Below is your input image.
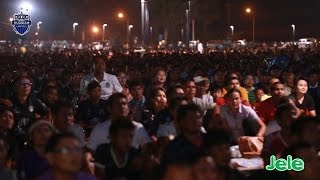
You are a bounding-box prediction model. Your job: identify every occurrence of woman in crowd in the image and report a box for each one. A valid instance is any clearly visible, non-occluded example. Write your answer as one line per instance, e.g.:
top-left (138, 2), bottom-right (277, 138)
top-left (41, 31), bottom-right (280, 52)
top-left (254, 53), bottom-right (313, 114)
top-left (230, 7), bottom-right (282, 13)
top-left (290, 78), bottom-right (316, 117)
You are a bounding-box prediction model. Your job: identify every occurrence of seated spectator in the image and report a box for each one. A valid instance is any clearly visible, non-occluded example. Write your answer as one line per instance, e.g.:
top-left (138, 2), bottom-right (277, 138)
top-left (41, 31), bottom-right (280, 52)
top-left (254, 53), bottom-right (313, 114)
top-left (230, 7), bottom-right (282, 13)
top-left (117, 71), bottom-right (133, 102)
top-left (39, 86), bottom-right (59, 109)
top-left (0, 137), bottom-right (16, 180)
top-left (87, 93), bottom-right (151, 152)
top-left (194, 76), bottom-right (214, 105)
top-left (182, 78), bottom-right (215, 111)
top-left (17, 120), bottom-right (55, 180)
top-left (219, 88), bottom-right (266, 139)
top-left (156, 96), bottom-right (189, 156)
top-left (210, 86), bottom-right (225, 105)
top-left (291, 117), bottom-right (320, 150)
top-left (128, 80), bottom-right (147, 123)
top-left (244, 74), bottom-right (256, 105)
top-left (77, 81), bottom-right (107, 135)
top-left (0, 107), bottom-right (16, 160)
top-left (204, 129), bottom-right (246, 180)
top-left (8, 76), bottom-right (49, 149)
top-left (290, 78), bottom-right (316, 117)
top-left (262, 103), bottom-right (297, 164)
top-left (253, 87), bottom-right (270, 110)
top-left (162, 104), bottom-right (204, 164)
top-left (51, 100), bottom-right (85, 147)
top-left (94, 118), bottom-right (143, 180)
top-left (38, 133), bottom-right (96, 180)
top-left (281, 142), bottom-right (320, 180)
top-left (226, 77), bottom-right (250, 105)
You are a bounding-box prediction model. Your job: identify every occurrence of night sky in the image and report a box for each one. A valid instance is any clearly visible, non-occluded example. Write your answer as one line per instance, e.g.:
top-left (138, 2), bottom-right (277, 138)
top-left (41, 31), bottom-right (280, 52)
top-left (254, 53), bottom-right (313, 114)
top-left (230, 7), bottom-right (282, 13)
top-left (1, 0), bottom-right (319, 41)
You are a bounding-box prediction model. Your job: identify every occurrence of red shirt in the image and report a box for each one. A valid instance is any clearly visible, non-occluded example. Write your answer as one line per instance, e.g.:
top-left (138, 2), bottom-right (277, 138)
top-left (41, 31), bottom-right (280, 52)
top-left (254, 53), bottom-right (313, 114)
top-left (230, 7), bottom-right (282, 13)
top-left (256, 98), bottom-right (276, 123)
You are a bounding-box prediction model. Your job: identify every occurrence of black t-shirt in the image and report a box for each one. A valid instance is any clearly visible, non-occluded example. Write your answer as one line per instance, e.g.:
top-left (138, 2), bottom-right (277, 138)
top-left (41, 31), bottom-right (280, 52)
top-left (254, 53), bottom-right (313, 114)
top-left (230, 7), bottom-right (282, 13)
top-left (94, 143), bottom-right (142, 180)
top-left (290, 94), bottom-right (315, 115)
top-left (77, 99), bottom-right (107, 126)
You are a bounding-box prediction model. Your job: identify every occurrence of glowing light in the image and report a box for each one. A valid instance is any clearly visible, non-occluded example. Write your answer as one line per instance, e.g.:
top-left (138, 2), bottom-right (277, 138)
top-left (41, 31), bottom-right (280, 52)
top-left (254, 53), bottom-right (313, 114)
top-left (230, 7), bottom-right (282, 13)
top-left (246, 8), bottom-right (251, 13)
top-left (92, 26), bottom-right (99, 33)
top-left (118, 12), bottom-right (124, 18)
top-left (20, 1), bottom-right (33, 11)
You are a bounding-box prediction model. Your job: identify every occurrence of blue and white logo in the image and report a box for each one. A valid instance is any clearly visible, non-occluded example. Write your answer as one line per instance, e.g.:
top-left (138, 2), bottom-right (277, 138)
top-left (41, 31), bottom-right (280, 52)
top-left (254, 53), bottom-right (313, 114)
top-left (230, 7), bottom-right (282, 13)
top-left (12, 12), bottom-right (32, 36)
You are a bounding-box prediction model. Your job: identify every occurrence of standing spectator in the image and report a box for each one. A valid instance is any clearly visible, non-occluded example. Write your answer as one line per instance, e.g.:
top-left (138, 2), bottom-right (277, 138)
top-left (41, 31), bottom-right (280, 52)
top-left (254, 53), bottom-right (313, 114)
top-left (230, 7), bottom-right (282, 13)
top-left (79, 56), bottom-right (122, 100)
top-left (38, 133), bottom-right (96, 180)
top-left (194, 76), bottom-right (214, 105)
top-left (290, 78), bottom-right (316, 117)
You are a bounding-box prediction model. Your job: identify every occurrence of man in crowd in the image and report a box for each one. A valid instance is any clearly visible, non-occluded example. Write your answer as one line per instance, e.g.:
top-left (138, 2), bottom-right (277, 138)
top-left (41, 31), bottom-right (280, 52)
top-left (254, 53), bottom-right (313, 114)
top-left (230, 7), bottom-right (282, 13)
top-left (80, 56), bottom-right (122, 100)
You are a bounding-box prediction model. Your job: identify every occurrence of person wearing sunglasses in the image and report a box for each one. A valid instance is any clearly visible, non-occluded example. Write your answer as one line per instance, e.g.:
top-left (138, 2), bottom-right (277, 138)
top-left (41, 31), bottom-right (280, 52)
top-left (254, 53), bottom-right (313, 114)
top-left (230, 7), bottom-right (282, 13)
top-left (38, 132), bottom-right (96, 180)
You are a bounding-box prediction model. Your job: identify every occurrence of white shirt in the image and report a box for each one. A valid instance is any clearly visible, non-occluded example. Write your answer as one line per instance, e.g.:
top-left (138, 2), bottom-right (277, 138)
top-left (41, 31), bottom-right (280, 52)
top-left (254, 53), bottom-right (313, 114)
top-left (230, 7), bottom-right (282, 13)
top-left (220, 104), bottom-right (260, 139)
top-left (79, 72), bottom-right (123, 100)
top-left (87, 120), bottom-right (151, 151)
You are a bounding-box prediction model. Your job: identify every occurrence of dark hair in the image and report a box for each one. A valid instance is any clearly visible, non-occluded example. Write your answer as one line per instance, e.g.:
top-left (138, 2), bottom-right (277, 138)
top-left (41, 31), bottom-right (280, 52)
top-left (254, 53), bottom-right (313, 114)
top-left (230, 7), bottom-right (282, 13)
top-left (294, 77), bottom-right (309, 88)
top-left (42, 85), bottom-right (58, 96)
top-left (181, 77), bottom-right (195, 87)
top-left (291, 117), bottom-right (318, 137)
top-left (129, 80), bottom-right (144, 91)
top-left (166, 84), bottom-right (184, 99)
top-left (87, 81), bottom-right (101, 92)
top-left (270, 82), bottom-right (284, 91)
top-left (225, 88), bottom-right (242, 99)
top-left (209, 85), bottom-right (224, 93)
top-left (109, 117), bottom-right (135, 137)
top-left (282, 142), bottom-right (314, 159)
top-left (92, 55), bottom-right (105, 65)
top-left (151, 87), bottom-right (166, 100)
top-left (204, 128), bottom-right (233, 149)
top-left (106, 93), bottom-right (127, 108)
top-left (228, 77), bottom-right (240, 85)
top-left (51, 100), bottom-right (75, 115)
top-left (275, 103), bottom-right (293, 120)
top-left (176, 104), bottom-right (202, 122)
top-left (254, 86), bottom-right (268, 94)
top-left (168, 95), bottom-right (188, 110)
top-left (154, 67), bottom-right (166, 77)
top-left (0, 106), bottom-right (13, 115)
top-left (45, 132), bottom-right (80, 153)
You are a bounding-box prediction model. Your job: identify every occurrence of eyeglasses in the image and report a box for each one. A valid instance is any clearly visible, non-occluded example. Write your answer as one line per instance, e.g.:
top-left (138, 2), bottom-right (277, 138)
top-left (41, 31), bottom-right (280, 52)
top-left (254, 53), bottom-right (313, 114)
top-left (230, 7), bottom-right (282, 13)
top-left (54, 146), bottom-right (83, 155)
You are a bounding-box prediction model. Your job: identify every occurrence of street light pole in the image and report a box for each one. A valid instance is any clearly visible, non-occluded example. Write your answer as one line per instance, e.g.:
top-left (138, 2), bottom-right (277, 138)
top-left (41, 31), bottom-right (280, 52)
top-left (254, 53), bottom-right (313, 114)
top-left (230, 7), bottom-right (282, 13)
top-left (230, 25), bottom-right (234, 40)
top-left (102, 24), bottom-right (107, 42)
top-left (128, 25), bottom-right (133, 48)
top-left (73, 22), bottom-right (78, 41)
top-left (291, 24), bottom-right (295, 43)
top-left (245, 8), bottom-right (255, 43)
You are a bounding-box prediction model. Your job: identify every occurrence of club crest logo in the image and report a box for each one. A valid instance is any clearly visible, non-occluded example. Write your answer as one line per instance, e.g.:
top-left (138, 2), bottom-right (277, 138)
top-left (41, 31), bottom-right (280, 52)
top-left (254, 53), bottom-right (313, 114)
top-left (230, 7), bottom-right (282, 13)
top-left (12, 12), bottom-right (32, 36)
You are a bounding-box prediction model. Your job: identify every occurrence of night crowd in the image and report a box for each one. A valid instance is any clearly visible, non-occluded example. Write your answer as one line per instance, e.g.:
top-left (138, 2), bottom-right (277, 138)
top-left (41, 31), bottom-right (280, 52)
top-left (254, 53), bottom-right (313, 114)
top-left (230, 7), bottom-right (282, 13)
top-left (0, 45), bottom-right (319, 180)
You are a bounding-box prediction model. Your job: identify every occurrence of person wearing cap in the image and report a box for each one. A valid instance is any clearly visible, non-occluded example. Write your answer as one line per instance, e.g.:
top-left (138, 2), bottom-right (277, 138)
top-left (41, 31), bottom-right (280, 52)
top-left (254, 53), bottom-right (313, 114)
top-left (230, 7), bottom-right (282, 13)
top-left (16, 120), bottom-right (55, 180)
top-left (194, 76), bottom-right (214, 105)
top-left (79, 56), bottom-right (122, 100)
top-left (7, 76), bottom-right (49, 148)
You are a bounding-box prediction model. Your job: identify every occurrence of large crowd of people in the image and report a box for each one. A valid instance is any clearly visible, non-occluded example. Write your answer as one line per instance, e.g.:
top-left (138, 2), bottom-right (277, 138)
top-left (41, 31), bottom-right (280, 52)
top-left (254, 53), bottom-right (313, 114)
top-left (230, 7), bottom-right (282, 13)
top-left (0, 45), bottom-right (319, 180)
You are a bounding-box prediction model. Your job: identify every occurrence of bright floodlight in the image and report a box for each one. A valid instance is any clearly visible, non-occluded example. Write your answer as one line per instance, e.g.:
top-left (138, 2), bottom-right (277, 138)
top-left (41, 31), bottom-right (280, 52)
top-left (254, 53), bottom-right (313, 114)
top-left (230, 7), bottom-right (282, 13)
top-left (103, 24), bottom-right (108, 28)
top-left (92, 26), bottom-right (99, 33)
top-left (118, 12), bottom-right (124, 18)
top-left (291, 24), bottom-right (295, 28)
top-left (9, 18), bottom-right (13, 22)
top-left (20, 1), bottom-right (33, 11)
top-left (246, 8), bottom-right (251, 13)
top-left (230, 25), bottom-right (234, 30)
top-left (129, 25), bottom-right (133, 28)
